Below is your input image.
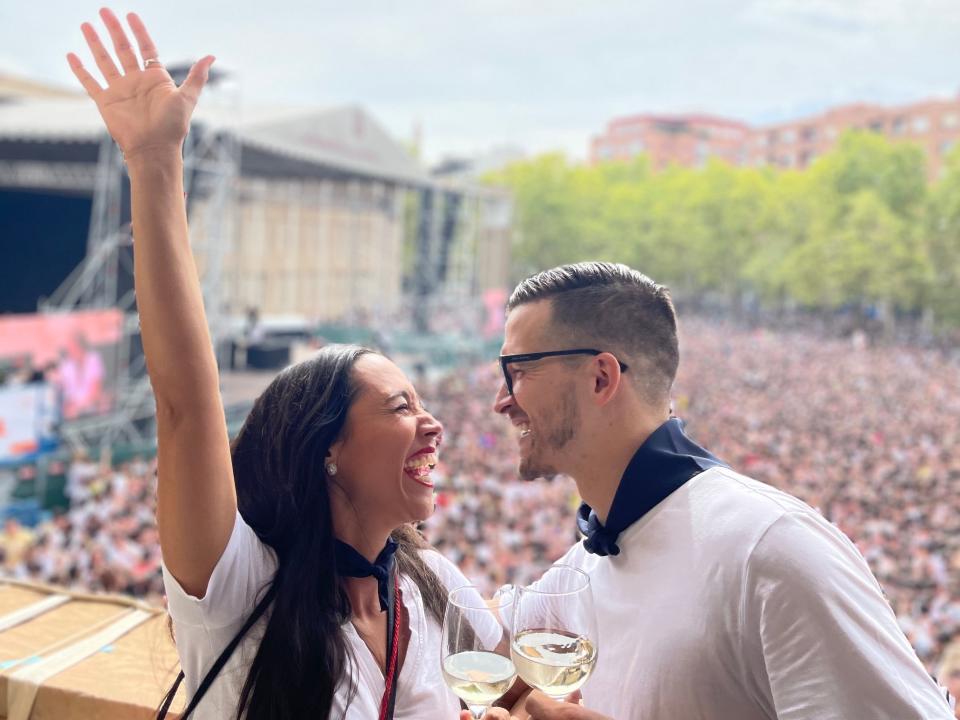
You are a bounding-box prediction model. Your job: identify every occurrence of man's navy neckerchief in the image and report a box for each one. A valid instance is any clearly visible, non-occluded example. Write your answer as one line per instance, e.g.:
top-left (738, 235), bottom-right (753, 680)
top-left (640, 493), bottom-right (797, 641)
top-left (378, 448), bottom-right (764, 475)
top-left (334, 537), bottom-right (399, 612)
top-left (576, 417), bottom-right (727, 557)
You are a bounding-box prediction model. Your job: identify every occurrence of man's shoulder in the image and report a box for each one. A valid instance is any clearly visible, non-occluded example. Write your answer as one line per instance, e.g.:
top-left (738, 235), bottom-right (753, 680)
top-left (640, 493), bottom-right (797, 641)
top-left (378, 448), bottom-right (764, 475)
top-left (693, 469), bottom-right (863, 578)
top-left (690, 466), bottom-right (819, 524)
top-left (616, 466), bottom-right (829, 562)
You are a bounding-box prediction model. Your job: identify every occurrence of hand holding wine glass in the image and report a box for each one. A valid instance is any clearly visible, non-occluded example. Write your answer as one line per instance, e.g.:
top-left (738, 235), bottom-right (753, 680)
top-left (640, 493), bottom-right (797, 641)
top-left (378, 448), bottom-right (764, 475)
top-left (443, 586), bottom-right (518, 719)
top-left (524, 689), bottom-right (613, 719)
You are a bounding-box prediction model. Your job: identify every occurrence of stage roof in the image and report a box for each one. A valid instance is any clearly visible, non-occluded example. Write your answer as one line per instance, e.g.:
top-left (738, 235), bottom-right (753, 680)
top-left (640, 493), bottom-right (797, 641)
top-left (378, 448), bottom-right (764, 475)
top-left (0, 72), bottom-right (82, 102)
top-left (0, 97), bottom-right (429, 185)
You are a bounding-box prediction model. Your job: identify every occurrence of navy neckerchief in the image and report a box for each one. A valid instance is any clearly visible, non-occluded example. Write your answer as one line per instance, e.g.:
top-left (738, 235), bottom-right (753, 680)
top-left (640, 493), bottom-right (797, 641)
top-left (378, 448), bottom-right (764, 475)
top-left (334, 537), bottom-right (399, 612)
top-left (576, 417), bottom-right (727, 557)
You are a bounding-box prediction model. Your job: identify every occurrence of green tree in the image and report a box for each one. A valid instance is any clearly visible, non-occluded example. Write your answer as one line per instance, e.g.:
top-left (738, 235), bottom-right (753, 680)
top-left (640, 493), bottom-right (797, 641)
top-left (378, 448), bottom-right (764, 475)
top-left (486, 131), bottom-right (956, 328)
top-left (924, 146), bottom-right (960, 326)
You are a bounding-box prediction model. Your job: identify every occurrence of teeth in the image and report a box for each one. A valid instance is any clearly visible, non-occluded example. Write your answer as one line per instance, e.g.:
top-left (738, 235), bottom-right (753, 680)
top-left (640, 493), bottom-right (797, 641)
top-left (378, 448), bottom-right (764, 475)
top-left (407, 465), bottom-right (432, 479)
top-left (517, 424), bottom-right (531, 438)
top-left (404, 452), bottom-right (437, 471)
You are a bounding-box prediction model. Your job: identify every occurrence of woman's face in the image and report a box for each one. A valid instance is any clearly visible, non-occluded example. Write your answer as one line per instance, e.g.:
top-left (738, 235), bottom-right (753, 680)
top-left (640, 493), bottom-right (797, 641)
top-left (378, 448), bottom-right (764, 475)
top-left (330, 354), bottom-right (443, 530)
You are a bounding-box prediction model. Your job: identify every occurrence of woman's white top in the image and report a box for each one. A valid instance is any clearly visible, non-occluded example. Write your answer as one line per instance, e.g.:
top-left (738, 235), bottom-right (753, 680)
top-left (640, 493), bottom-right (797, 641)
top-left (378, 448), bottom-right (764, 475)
top-left (161, 510), bottom-right (500, 719)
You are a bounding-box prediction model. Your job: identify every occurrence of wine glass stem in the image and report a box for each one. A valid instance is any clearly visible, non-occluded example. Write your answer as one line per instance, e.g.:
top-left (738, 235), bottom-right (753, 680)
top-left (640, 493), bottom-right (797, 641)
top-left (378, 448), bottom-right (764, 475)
top-left (467, 704), bottom-right (488, 719)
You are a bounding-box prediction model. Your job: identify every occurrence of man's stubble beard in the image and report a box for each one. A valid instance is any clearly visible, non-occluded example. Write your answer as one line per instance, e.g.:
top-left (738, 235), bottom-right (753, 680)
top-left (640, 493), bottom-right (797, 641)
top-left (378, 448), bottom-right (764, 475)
top-left (518, 389), bottom-right (579, 482)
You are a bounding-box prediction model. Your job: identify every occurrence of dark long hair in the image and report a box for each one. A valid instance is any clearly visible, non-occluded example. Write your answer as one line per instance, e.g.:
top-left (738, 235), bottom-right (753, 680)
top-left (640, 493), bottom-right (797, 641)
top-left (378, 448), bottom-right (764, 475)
top-left (224, 345), bottom-right (446, 719)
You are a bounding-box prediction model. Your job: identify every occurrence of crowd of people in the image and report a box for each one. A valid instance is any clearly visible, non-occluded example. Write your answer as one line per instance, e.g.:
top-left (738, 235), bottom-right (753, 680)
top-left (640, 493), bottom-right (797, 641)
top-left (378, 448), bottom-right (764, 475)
top-left (1, 317), bottom-right (958, 678)
top-left (672, 318), bottom-right (960, 675)
top-left (1, 451), bottom-right (163, 599)
top-left (424, 316), bottom-right (960, 678)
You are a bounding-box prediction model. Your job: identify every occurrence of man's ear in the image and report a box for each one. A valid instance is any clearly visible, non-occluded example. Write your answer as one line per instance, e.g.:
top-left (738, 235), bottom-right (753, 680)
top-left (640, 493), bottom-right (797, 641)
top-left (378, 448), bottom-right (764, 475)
top-left (591, 352), bottom-right (623, 406)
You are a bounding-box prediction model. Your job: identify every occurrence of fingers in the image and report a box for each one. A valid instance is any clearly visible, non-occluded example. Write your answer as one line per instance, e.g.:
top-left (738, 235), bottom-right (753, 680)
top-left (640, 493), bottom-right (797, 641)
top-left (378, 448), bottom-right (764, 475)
top-left (179, 55), bottom-right (216, 105)
top-left (66, 53), bottom-right (104, 98)
top-left (99, 8), bottom-right (141, 72)
top-left (81, 22), bottom-right (121, 82)
top-left (526, 692), bottom-right (608, 720)
top-left (525, 691), bottom-right (561, 718)
top-left (127, 12), bottom-right (159, 63)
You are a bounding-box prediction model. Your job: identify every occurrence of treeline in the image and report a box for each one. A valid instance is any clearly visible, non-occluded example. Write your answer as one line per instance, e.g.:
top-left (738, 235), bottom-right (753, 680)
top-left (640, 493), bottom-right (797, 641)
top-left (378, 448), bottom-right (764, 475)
top-left (488, 132), bottom-right (960, 330)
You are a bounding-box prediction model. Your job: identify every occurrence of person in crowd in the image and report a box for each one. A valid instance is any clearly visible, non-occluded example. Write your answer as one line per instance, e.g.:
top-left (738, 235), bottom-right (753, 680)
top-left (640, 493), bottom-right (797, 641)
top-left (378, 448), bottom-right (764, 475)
top-left (938, 642), bottom-right (960, 719)
top-left (1, 517), bottom-right (36, 572)
top-left (58, 333), bottom-right (105, 419)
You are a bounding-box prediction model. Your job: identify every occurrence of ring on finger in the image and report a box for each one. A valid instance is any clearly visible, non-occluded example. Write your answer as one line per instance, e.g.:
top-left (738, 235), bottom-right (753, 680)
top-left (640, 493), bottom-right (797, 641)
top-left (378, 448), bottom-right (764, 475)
top-left (144, 58), bottom-right (163, 68)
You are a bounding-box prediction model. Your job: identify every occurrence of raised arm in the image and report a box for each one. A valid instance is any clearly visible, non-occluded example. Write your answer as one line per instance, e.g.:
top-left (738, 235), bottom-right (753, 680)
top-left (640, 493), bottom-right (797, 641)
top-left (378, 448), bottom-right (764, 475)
top-left (68, 9), bottom-right (236, 598)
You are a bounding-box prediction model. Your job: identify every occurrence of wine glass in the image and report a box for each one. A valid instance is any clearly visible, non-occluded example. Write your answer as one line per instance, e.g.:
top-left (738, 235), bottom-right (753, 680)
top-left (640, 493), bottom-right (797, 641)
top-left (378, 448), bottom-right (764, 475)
top-left (441, 585), bottom-right (517, 718)
top-left (510, 564), bottom-right (598, 701)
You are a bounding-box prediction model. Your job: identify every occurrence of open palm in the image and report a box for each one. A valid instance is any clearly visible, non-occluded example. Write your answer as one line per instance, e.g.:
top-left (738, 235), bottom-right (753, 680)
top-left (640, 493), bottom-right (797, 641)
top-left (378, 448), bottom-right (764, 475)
top-left (67, 8), bottom-right (214, 159)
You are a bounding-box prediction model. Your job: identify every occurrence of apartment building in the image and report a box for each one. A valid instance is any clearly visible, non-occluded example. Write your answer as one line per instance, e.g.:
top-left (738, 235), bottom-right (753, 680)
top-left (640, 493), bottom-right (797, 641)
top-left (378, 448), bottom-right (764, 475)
top-left (591, 114), bottom-right (751, 171)
top-left (591, 95), bottom-right (960, 180)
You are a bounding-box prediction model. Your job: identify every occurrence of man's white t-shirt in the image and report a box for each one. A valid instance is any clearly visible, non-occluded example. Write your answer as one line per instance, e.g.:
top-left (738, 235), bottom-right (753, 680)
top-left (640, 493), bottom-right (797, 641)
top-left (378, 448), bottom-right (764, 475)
top-left (161, 511), bottom-right (500, 719)
top-left (504, 466), bottom-right (952, 720)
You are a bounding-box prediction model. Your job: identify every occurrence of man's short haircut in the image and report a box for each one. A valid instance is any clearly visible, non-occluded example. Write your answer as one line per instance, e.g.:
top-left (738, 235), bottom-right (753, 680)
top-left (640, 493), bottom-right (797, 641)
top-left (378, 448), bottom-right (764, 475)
top-left (507, 261), bottom-right (679, 403)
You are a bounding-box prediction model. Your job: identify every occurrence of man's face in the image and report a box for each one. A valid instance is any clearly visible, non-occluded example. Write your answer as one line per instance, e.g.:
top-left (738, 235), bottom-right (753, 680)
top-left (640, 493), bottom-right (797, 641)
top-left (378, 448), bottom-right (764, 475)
top-left (493, 300), bottom-right (583, 481)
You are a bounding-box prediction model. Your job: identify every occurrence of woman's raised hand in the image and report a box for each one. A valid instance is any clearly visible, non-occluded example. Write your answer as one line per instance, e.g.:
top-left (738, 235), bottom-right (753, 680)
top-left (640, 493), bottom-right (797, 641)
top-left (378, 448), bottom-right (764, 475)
top-left (66, 8), bottom-right (214, 161)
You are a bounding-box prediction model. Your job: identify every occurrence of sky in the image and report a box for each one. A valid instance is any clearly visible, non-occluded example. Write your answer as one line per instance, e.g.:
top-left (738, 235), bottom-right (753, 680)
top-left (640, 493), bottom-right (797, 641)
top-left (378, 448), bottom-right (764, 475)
top-left (3, 0), bottom-right (960, 163)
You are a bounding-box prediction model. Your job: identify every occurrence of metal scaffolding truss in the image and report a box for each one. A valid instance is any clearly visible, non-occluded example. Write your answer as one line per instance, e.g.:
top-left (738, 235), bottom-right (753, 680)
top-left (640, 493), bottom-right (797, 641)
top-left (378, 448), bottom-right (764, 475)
top-left (41, 71), bottom-right (240, 452)
top-left (408, 175), bottom-right (512, 333)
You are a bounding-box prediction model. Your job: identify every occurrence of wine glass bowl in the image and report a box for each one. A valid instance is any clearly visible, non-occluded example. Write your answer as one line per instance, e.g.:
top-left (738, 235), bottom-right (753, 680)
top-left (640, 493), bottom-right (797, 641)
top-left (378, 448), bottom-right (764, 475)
top-left (441, 585), bottom-right (517, 718)
top-left (510, 564), bottom-right (598, 700)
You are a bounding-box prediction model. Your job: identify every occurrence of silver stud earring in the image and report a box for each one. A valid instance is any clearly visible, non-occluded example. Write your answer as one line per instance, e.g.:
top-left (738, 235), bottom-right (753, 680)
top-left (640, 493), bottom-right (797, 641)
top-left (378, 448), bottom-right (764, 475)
top-left (326, 463), bottom-right (338, 476)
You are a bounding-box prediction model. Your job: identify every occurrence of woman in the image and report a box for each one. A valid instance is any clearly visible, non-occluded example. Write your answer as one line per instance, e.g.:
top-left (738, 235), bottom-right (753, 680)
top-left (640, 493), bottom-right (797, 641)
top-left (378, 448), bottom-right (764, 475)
top-left (67, 10), bottom-right (501, 718)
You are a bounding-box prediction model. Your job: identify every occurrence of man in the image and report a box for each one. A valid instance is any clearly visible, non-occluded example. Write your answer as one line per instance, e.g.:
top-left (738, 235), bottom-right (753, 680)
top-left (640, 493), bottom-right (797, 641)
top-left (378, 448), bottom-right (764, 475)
top-left (488, 262), bottom-right (951, 719)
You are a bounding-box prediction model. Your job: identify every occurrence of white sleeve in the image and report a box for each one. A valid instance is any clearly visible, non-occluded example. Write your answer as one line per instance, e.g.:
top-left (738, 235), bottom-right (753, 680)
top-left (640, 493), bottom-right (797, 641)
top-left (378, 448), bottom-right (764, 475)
top-left (161, 509), bottom-right (278, 629)
top-left (420, 548), bottom-right (504, 650)
top-left (495, 543), bottom-right (585, 635)
top-left (743, 512), bottom-right (953, 720)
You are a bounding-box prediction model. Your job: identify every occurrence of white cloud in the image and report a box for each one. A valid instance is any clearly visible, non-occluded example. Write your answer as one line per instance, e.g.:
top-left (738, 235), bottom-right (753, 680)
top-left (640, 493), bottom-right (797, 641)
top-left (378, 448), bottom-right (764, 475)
top-left (4, 1), bottom-right (960, 161)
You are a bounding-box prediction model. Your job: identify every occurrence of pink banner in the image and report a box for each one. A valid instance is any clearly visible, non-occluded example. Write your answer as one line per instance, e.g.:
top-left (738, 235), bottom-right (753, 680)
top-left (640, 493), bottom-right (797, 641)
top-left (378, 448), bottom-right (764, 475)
top-left (0, 310), bottom-right (122, 365)
top-left (0, 310), bottom-right (122, 420)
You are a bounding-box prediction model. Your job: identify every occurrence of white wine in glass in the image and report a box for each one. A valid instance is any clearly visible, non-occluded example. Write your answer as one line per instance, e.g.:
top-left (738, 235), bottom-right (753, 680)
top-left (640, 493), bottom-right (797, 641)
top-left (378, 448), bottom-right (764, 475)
top-left (511, 628), bottom-right (597, 698)
top-left (442, 585), bottom-right (517, 718)
top-left (510, 565), bottom-right (598, 700)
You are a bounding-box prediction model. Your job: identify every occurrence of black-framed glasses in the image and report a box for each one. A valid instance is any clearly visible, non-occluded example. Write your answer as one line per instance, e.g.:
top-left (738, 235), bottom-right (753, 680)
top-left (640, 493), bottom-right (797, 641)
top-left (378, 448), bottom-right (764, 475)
top-left (498, 349), bottom-right (629, 395)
